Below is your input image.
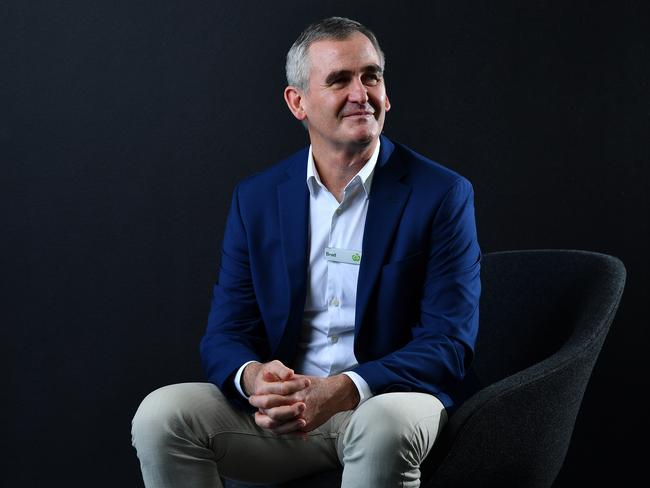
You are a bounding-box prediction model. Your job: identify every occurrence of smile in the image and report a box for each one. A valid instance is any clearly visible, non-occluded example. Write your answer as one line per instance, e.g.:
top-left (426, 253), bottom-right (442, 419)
top-left (342, 112), bottom-right (374, 118)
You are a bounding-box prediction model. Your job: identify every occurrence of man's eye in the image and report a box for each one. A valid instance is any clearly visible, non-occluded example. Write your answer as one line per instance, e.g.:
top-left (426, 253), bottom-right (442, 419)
top-left (363, 74), bottom-right (380, 85)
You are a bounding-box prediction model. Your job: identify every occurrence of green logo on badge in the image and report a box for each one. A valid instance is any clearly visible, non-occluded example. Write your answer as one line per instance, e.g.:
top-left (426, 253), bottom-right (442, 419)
top-left (352, 253), bottom-right (361, 262)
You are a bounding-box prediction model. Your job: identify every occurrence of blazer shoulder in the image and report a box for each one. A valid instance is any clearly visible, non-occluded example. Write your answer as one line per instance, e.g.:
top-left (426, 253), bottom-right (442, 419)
top-left (392, 140), bottom-right (473, 193)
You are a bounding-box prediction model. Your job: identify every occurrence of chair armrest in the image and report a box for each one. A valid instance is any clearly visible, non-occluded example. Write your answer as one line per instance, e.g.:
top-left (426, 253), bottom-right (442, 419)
top-left (423, 332), bottom-right (609, 488)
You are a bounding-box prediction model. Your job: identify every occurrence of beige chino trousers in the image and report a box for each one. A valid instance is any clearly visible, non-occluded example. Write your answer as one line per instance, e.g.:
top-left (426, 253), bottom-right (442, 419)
top-left (132, 382), bottom-right (446, 488)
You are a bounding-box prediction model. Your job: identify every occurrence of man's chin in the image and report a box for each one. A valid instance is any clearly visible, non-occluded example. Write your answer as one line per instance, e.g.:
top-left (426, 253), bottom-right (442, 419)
top-left (348, 130), bottom-right (378, 147)
top-left (345, 121), bottom-right (378, 139)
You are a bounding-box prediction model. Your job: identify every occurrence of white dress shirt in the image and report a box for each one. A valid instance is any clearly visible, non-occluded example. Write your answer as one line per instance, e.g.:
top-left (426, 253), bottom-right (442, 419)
top-left (234, 141), bottom-right (381, 406)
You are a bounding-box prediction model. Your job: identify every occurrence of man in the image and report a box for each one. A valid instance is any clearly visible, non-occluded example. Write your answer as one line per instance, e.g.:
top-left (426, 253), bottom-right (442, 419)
top-left (132, 16), bottom-right (480, 488)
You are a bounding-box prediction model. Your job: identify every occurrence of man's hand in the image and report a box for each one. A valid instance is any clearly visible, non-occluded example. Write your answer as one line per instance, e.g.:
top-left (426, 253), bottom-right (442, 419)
top-left (242, 360), bottom-right (311, 434)
top-left (248, 369), bottom-right (360, 434)
top-left (291, 375), bottom-right (360, 432)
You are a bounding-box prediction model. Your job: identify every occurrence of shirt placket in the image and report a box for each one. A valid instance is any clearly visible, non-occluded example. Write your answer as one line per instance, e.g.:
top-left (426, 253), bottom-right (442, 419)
top-left (326, 193), bottom-right (348, 369)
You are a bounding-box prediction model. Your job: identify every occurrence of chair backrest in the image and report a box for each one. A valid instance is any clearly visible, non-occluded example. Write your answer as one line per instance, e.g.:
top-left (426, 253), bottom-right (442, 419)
top-left (474, 249), bottom-right (624, 387)
top-left (425, 249), bottom-right (626, 487)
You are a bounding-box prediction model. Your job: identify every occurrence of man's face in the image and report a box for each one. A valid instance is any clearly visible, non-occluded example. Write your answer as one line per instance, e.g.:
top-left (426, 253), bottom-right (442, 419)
top-left (296, 32), bottom-right (390, 151)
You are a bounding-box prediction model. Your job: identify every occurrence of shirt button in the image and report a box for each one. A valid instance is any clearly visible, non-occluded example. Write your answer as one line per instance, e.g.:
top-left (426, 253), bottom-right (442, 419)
top-left (335, 208), bottom-right (342, 215)
top-left (330, 297), bottom-right (340, 307)
top-left (330, 335), bottom-right (339, 344)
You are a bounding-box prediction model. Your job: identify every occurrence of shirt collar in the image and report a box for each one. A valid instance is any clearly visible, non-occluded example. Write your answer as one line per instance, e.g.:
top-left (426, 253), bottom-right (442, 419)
top-left (306, 139), bottom-right (381, 198)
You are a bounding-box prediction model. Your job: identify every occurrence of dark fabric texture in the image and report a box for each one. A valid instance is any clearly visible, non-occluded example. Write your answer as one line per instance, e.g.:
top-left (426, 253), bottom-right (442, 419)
top-left (224, 249), bottom-right (626, 488)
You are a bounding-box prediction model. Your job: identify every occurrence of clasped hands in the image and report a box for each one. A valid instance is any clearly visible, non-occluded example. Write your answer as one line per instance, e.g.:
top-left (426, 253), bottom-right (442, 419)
top-left (242, 360), bottom-right (359, 435)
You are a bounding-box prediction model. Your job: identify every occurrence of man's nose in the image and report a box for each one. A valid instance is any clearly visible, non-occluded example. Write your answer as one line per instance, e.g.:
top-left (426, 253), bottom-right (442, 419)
top-left (347, 77), bottom-right (369, 104)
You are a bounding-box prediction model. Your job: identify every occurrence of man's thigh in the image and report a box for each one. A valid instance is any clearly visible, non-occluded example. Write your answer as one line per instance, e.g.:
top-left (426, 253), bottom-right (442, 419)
top-left (140, 382), bottom-right (348, 484)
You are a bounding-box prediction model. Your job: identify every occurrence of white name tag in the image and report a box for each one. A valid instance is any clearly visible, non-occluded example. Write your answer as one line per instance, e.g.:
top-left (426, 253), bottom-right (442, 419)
top-left (324, 247), bottom-right (362, 265)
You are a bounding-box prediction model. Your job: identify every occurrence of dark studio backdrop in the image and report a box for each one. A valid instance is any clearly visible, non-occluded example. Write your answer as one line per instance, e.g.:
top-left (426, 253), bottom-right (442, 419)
top-left (2, 1), bottom-right (648, 486)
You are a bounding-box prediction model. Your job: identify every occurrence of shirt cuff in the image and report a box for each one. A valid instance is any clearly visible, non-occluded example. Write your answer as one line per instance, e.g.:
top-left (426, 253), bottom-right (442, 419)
top-left (342, 371), bottom-right (374, 406)
top-left (234, 360), bottom-right (260, 399)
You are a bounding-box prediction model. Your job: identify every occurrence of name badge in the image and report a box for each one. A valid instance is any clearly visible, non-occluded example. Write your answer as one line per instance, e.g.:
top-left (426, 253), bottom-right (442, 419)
top-left (324, 247), bottom-right (362, 265)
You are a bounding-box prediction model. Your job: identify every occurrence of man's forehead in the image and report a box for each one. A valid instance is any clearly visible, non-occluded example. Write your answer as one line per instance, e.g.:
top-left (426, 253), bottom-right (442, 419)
top-left (308, 32), bottom-right (381, 66)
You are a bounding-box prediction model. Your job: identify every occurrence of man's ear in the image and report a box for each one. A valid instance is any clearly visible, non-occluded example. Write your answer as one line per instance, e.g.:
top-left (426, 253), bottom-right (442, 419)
top-left (284, 86), bottom-right (307, 121)
top-left (384, 93), bottom-right (391, 112)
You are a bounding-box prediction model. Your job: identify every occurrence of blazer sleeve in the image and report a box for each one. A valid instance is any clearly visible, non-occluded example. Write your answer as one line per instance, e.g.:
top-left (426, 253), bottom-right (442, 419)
top-left (352, 178), bottom-right (481, 406)
top-left (200, 183), bottom-right (269, 400)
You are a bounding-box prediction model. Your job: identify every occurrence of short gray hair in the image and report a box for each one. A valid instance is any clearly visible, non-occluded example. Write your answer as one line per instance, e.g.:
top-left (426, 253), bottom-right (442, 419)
top-left (286, 17), bottom-right (385, 91)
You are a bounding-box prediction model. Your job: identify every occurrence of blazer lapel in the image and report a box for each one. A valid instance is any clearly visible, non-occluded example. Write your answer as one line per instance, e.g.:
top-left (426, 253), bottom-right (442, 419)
top-left (275, 153), bottom-right (310, 361)
top-left (355, 137), bottom-right (411, 336)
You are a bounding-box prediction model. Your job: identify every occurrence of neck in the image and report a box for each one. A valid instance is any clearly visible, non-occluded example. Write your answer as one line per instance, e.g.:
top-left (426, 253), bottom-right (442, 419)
top-left (311, 138), bottom-right (378, 202)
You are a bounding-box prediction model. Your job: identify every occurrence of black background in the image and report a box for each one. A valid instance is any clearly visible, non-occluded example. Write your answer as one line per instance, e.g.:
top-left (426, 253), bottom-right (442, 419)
top-left (2, 1), bottom-right (647, 486)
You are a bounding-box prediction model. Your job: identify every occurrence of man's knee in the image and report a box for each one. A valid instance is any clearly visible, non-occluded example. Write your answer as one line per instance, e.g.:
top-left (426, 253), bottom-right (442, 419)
top-left (131, 382), bottom-right (222, 450)
top-left (342, 393), bottom-right (445, 461)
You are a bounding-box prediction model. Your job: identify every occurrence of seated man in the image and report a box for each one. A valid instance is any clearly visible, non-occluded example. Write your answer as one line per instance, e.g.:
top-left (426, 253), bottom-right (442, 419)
top-left (132, 16), bottom-right (481, 488)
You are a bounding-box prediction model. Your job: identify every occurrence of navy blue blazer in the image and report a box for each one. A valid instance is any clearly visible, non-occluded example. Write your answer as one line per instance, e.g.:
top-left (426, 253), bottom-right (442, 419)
top-left (200, 135), bottom-right (481, 409)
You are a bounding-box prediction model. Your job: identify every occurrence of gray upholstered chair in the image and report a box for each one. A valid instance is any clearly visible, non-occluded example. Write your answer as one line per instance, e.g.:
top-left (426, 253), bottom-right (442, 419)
top-left (225, 249), bottom-right (626, 488)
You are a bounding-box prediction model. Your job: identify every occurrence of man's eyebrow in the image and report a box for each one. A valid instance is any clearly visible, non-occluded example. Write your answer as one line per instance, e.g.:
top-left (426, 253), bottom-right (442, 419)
top-left (324, 65), bottom-right (384, 84)
top-left (364, 64), bottom-right (384, 75)
top-left (324, 70), bottom-right (352, 84)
